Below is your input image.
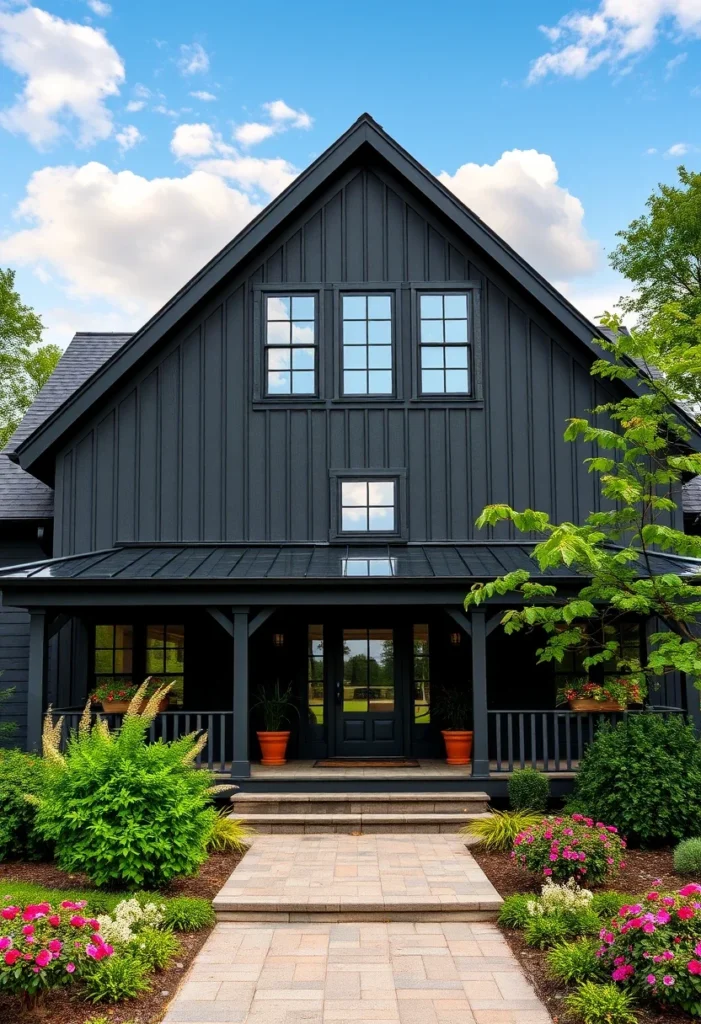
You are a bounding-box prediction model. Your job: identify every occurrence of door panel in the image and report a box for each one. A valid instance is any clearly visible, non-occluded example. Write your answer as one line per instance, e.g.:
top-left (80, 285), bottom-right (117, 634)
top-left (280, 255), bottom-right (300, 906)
top-left (334, 627), bottom-right (403, 756)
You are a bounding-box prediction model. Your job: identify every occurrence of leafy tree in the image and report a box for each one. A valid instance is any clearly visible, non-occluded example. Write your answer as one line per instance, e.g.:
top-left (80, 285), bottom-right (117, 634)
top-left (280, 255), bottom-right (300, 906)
top-left (0, 267), bottom-right (61, 449)
top-left (610, 166), bottom-right (701, 328)
top-left (464, 315), bottom-right (701, 694)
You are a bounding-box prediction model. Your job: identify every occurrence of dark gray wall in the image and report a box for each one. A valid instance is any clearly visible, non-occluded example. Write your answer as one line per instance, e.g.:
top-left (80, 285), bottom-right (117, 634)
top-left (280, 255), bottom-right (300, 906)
top-left (51, 158), bottom-right (683, 554)
top-left (0, 538), bottom-right (46, 746)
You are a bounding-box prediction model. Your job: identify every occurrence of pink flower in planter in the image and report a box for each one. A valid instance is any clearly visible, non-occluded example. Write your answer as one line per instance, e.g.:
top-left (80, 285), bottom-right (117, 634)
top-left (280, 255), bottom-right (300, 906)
top-left (4, 950), bottom-right (21, 966)
top-left (679, 884), bottom-right (701, 897)
top-left (34, 949), bottom-right (52, 968)
top-left (65, 962), bottom-right (75, 973)
top-left (0, 907), bottom-right (19, 921)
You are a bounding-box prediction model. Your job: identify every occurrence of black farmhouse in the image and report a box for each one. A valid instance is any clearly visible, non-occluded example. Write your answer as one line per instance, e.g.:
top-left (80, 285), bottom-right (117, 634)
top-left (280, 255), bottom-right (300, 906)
top-left (1, 115), bottom-right (700, 793)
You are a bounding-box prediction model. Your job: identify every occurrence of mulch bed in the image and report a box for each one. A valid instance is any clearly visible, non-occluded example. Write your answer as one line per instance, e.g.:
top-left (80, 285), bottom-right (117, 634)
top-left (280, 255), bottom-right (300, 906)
top-left (473, 847), bottom-right (699, 1024)
top-left (0, 850), bottom-right (244, 1024)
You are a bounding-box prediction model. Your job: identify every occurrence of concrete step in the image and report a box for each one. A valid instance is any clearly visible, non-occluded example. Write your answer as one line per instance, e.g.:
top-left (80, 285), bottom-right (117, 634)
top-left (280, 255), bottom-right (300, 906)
top-left (231, 811), bottom-right (491, 834)
top-left (230, 791), bottom-right (490, 816)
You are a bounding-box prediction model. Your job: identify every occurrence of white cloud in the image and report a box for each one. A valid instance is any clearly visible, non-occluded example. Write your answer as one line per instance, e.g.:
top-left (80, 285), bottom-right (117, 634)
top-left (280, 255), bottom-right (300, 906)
top-left (646, 146), bottom-right (658, 154)
top-left (529, 1), bottom-right (701, 82)
top-left (666, 141), bottom-right (691, 155)
top-left (115, 124), bottom-right (143, 153)
top-left (558, 279), bottom-right (632, 325)
top-left (234, 99), bottom-right (313, 148)
top-left (234, 121), bottom-right (276, 146)
top-left (87, 0), bottom-right (111, 15)
top-left (0, 162), bottom-right (263, 318)
top-left (0, 5), bottom-right (124, 147)
top-left (177, 42), bottom-right (209, 76)
top-left (126, 100), bottom-right (145, 112)
top-left (665, 51), bottom-right (688, 77)
top-left (264, 99), bottom-right (312, 129)
top-left (438, 149), bottom-right (599, 281)
top-left (170, 122), bottom-right (233, 159)
top-left (190, 90), bottom-right (217, 101)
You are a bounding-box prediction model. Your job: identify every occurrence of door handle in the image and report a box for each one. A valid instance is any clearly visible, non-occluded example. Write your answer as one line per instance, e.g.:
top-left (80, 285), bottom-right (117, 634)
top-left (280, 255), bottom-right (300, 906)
top-left (335, 680), bottom-right (342, 706)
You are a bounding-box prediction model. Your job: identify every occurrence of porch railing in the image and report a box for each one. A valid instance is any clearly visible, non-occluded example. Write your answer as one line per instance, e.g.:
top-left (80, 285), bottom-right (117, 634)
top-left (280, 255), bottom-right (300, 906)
top-left (488, 707), bottom-right (686, 773)
top-left (47, 709), bottom-right (233, 773)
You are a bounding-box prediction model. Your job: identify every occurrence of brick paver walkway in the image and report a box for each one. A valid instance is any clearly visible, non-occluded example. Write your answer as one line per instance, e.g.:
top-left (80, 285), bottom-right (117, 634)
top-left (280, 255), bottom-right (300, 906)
top-left (164, 836), bottom-right (552, 1024)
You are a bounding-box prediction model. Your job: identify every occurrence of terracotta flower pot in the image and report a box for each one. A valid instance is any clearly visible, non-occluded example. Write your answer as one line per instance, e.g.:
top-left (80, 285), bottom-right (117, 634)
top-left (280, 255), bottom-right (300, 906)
top-left (441, 729), bottom-right (473, 765)
top-left (97, 696), bottom-right (170, 715)
top-left (568, 697), bottom-right (624, 712)
top-left (258, 730), bottom-right (291, 766)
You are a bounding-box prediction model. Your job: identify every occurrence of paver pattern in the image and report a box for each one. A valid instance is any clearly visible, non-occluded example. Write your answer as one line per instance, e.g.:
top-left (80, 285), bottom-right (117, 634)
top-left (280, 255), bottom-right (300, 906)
top-left (163, 920), bottom-right (551, 1024)
top-left (213, 834), bottom-right (501, 916)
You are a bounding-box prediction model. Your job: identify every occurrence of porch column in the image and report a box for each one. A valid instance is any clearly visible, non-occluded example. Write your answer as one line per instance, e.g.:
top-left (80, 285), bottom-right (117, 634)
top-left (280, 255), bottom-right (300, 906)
top-left (26, 609), bottom-right (47, 752)
top-left (470, 610), bottom-right (489, 778)
top-left (231, 609), bottom-right (250, 778)
top-left (685, 675), bottom-right (701, 735)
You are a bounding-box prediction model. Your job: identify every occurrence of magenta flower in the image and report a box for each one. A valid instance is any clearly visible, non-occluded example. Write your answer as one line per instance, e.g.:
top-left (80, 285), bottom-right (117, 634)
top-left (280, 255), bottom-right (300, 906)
top-left (65, 962), bottom-right (75, 973)
top-left (643, 922), bottom-right (655, 934)
top-left (0, 937), bottom-right (11, 951)
top-left (695, 942), bottom-right (701, 956)
top-left (688, 960), bottom-right (701, 975)
top-left (47, 914), bottom-right (60, 927)
top-left (656, 910), bottom-right (671, 925)
top-left (663, 951), bottom-right (675, 960)
top-left (21, 924), bottom-right (34, 936)
top-left (47, 939), bottom-right (62, 954)
top-left (69, 915), bottom-right (87, 927)
top-left (663, 897), bottom-right (675, 906)
top-left (663, 975), bottom-right (675, 986)
top-left (647, 974), bottom-right (656, 985)
top-left (679, 884), bottom-right (701, 896)
top-left (0, 907), bottom-right (19, 921)
top-left (4, 949), bottom-right (21, 966)
top-left (34, 949), bottom-right (52, 968)
top-left (678, 907), bottom-right (695, 920)
top-left (543, 868), bottom-right (553, 876)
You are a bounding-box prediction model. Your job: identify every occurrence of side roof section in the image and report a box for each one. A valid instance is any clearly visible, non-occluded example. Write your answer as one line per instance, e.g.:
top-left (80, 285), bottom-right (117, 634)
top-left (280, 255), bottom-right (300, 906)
top-left (17, 113), bottom-right (701, 481)
top-left (0, 332), bottom-right (132, 519)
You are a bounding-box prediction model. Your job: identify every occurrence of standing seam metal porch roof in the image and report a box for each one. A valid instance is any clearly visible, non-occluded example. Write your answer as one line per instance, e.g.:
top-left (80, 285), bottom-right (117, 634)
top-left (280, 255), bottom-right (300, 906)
top-left (0, 543), bottom-right (699, 582)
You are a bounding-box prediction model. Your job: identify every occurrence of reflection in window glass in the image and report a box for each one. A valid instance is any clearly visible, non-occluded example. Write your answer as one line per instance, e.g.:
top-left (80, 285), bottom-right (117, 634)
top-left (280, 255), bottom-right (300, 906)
top-left (342, 294), bottom-right (393, 395)
top-left (340, 480), bottom-right (396, 532)
top-left (94, 624), bottom-right (133, 692)
top-left (266, 294), bottom-right (316, 395)
top-left (343, 628), bottom-right (394, 713)
top-left (413, 624), bottom-right (430, 723)
top-left (308, 624), bottom-right (324, 725)
top-left (604, 623), bottom-right (641, 685)
top-left (342, 558), bottom-right (396, 576)
top-left (146, 624), bottom-right (185, 705)
top-left (420, 293), bottom-right (470, 394)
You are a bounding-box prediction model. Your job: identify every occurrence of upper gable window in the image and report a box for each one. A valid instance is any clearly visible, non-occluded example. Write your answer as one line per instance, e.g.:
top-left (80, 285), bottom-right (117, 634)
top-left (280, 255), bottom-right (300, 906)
top-left (342, 294), bottom-right (393, 395)
top-left (419, 293), bottom-right (470, 395)
top-left (266, 295), bottom-right (316, 396)
top-left (341, 479), bottom-right (395, 532)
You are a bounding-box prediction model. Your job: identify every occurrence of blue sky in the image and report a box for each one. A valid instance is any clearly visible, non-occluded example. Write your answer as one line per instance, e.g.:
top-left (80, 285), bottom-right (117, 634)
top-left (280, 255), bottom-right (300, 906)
top-left (0, 0), bottom-right (699, 347)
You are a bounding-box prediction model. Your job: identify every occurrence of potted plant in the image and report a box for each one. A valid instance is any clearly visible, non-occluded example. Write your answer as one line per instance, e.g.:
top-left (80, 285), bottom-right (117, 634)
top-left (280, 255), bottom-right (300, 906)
top-left (556, 677), bottom-right (645, 712)
top-left (89, 677), bottom-right (170, 714)
top-left (250, 681), bottom-right (299, 765)
top-left (432, 687), bottom-right (473, 765)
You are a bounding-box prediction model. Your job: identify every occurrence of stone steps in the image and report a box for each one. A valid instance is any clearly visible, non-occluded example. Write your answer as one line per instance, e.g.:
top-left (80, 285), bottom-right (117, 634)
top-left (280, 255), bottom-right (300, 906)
top-left (234, 811), bottom-right (490, 834)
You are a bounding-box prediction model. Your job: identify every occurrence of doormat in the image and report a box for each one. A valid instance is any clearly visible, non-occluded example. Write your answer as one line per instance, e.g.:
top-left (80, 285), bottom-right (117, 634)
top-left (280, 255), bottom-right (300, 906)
top-left (313, 758), bottom-right (421, 768)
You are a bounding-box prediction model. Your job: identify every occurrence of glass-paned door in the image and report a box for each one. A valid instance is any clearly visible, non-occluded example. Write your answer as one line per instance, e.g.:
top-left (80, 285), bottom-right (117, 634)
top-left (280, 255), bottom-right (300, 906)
top-left (334, 627), bottom-right (402, 756)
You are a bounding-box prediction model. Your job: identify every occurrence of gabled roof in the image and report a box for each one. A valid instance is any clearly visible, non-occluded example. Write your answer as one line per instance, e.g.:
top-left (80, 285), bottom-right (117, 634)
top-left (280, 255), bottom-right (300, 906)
top-left (0, 332), bottom-right (132, 519)
top-left (17, 112), bottom-right (700, 481)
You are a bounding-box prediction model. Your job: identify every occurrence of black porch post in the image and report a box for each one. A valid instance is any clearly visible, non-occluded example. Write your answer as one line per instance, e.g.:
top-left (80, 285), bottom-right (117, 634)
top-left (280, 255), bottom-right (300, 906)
top-left (231, 609), bottom-right (250, 778)
top-left (685, 675), bottom-right (701, 735)
top-left (470, 609), bottom-right (489, 778)
top-left (26, 609), bottom-right (47, 752)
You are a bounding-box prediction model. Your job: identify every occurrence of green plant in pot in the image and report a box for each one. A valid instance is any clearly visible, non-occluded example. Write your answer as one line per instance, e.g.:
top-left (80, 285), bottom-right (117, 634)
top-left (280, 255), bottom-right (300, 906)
top-left (432, 687), bottom-right (473, 765)
top-left (250, 681), bottom-right (299, 766)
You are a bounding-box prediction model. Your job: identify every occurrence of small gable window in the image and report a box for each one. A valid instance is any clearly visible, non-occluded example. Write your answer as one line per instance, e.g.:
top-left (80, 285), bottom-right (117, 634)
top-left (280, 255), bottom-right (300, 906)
top-left (265, 294), bottom-right (316, 396)
top-left (341, 479), bottom-right (396, 532)
top-left (419, 292), bottom-right (470, 395)
top-left (341, 294), bottom-right (393, 395)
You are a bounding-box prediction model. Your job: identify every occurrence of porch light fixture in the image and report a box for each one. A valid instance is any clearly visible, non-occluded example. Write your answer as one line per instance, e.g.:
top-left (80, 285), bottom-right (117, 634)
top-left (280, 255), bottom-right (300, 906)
top-left (450, 632), bottom-right (461, 645)
top-left (272, 633), bottom-right (284, 647)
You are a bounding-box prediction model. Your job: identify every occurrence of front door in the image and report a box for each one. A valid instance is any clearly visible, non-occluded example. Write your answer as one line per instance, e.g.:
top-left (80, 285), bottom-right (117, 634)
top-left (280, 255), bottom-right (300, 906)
top-left (333, 626), bottom-right (403, 757)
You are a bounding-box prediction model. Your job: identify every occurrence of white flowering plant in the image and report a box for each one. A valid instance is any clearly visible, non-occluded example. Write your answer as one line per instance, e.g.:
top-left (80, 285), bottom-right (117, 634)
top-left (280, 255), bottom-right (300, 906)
top-left (96, 898), bottom-right (165, 946)
top-left (527, 878), bottom-right (594, 919)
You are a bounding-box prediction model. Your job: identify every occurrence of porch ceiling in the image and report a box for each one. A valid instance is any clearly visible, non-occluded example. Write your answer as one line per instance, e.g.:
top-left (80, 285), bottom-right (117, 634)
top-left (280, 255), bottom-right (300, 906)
top-left (0, 541), bottom-right (699, 585)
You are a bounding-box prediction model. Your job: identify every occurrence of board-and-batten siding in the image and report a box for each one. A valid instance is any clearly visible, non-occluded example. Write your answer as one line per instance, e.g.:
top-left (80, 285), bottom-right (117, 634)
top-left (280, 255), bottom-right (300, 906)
top-left (52, 163), bottom-right (657, 555)
top-left (0, 541), bottom-right (47, 745)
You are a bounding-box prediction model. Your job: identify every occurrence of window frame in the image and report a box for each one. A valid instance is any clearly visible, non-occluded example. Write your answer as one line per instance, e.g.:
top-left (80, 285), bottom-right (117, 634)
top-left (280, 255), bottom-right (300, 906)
top-left (329, 468), bottom-right (407, 542)
top-left (410, 283), bottom-right (483, 402)
top-left (253, 286), bottom-right (324, 403)
top-left (335, 288), bottom-right (399, 401)
top-left (90, 622), bottom-right (185, 707)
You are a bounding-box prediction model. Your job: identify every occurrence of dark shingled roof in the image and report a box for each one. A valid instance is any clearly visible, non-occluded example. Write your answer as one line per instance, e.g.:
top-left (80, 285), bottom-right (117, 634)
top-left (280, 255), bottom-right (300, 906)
top-left (0, 333), bottom-right (132, 520)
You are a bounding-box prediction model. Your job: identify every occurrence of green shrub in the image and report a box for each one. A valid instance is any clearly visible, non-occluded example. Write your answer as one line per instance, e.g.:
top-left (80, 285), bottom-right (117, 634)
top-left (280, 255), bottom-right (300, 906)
top-left (513, 815), bottom-right (625, 885)
top-left (498, 893), bottom-right (533, 929)
top-left (590, 891), bottom-right (634, 921)
top-left (508, 767), bottom-right (550, 811)
top-left (162, 896), bottom-right (215, 932)
top-left (572, 713), bottom-right (701, 846)
top-left (674, 837), bottom-right (701, 876)
top-left (129, 926), bottom-right (180, 971)
top-left (462, 809), bottom-right (542, 851)
top-left (0, 749), bottom-right (50, 861)
top-left (35, 686), bottom-right (218, 887)
top-left (83, 955), bottom-right (151, 1003)
top-left (523, 907), bottom-right (600, 948)
top-left (565, 982), bottom-right (637, 1024)
top-left (206, 812), bottom-right (253, 854)
top-left (547, 939), bottom-right (605, 984)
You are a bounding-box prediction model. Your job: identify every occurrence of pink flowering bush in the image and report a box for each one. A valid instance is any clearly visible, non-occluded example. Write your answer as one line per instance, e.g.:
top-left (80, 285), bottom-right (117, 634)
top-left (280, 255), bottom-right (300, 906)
top-left (511, 814), bottom-right (626, 885)
top-left (0, 899), bottom-right (113, 1001)
top-left (598, 883), bottom-right (701, 1016)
